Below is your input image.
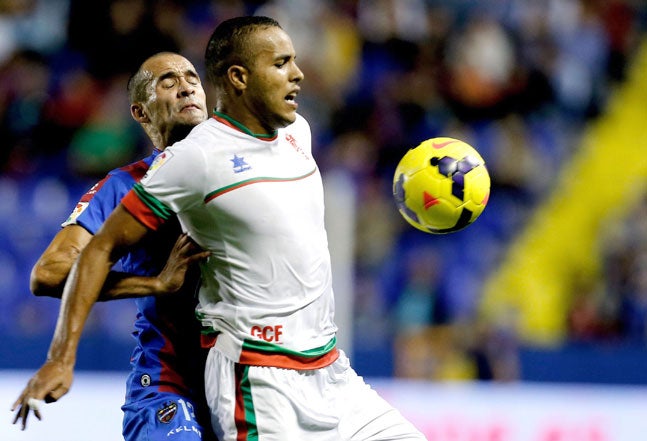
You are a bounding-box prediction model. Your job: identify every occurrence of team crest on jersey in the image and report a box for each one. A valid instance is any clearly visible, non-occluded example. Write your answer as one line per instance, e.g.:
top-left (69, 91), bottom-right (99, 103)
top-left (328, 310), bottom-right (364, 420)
top-left (157, 401), bottom-right (178, 423)
top-left (231, 154), bottom-right (251, 173)
top-left (143, 150), bottom-right (173, 180)
top-left (64, 202), bottom-right (88, 224)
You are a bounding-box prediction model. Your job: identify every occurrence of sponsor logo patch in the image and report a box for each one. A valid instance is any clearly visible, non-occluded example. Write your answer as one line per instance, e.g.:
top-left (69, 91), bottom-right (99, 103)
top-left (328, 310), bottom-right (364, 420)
top-left (64, 202), bottom-right (89, 225)
top-left (143, 150), bottom-right (173, 180)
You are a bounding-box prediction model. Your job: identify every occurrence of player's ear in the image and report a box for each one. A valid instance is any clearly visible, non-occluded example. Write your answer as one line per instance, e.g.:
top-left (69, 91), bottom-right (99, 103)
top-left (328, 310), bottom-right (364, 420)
top-left (227, 65), bottom-right (248, 92)
top-left (131, 103), bottom-right (150, 123)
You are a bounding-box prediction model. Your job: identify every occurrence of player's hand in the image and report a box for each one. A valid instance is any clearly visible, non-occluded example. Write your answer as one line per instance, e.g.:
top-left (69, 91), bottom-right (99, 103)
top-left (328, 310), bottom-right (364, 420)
top-left (11, 359), bottom-right (74, 430)
top-left (157, 233), bottom-right (210, 294)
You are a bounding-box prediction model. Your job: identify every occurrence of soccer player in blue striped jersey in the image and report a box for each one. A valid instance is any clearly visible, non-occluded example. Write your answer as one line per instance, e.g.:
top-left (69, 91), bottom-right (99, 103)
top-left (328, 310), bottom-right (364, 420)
top-left (13, 52), bottom-right (216, 441)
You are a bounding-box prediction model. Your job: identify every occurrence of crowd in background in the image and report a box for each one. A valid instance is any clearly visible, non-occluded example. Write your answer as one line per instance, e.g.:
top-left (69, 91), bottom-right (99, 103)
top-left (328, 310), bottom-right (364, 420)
top-left (1, 0), bottom-right (646, 382)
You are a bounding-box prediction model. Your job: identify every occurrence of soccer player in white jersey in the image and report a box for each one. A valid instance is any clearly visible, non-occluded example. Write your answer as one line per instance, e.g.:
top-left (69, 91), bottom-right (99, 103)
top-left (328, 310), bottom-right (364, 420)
top-left (12, 16), bottom-right (427, 441)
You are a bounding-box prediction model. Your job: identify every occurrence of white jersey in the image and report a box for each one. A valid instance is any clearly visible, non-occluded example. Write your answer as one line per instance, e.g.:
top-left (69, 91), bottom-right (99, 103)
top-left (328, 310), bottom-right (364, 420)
top-left (122, 113), bottom-right (338, 369)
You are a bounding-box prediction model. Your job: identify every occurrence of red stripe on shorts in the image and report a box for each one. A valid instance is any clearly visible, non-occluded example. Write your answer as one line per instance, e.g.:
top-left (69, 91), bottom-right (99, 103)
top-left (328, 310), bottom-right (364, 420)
top-left (234, 364), bottom-right (250, 441)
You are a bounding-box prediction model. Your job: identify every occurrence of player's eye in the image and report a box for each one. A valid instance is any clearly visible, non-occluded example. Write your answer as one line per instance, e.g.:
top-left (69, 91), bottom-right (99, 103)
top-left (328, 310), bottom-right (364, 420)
top-left (160, 78), bottom-right (176, 88)
top-left (275, 57), bottom-right (289, 68)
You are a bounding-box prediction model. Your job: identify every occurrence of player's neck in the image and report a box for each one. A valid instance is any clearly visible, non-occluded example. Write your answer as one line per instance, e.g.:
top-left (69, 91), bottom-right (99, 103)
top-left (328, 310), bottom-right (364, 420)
top-left (213, 110), bottom-right (277, 139)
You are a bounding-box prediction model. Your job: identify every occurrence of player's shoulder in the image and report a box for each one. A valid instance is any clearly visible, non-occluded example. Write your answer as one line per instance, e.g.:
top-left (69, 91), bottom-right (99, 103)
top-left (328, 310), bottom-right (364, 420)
top-left (107, 155), bottom-right (153, 183)
top-left (281, 113), bottom-right (311, 147)
top-left (163, 118), bottom-right (239, 165)
top-left (293, 113), bottom-right (310, 131)
top-left (285, 113), bottom-right (311, 139)
top-left (64, 155), bottom-right (152, 227)
top-left (85, 157), bottom-right (146, 198)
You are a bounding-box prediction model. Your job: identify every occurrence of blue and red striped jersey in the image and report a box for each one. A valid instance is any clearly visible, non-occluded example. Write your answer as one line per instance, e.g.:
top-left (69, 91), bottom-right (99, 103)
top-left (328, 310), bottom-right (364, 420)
top-left (65, 148), bottom-right (206, 403)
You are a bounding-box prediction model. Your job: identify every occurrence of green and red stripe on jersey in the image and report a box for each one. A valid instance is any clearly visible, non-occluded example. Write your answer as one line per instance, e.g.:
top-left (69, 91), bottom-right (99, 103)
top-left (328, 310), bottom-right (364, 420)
top-left (122, 183), bottom-right (174, 231)
top-left (204, 167), bottom-right (317, 203)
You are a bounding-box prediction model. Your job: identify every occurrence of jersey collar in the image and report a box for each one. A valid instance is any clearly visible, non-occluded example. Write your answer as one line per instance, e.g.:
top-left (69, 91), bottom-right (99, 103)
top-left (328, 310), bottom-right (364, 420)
top-left (212, 110), bottom-right (278, 141)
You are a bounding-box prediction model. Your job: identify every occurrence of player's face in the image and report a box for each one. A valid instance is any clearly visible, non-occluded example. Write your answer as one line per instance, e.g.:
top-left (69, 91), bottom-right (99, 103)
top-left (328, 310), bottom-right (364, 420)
top-left (244, 27), bottom-right (304, 132)
top-left (143, 54), bottom-right (208, 143)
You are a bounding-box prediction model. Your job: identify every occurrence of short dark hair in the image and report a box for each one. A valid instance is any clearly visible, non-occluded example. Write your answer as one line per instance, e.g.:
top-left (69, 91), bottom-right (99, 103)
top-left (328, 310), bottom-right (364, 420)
top-left (127, 67), bottom-right (154, 104)
top-left (204, 16), bottom-right (281, 86)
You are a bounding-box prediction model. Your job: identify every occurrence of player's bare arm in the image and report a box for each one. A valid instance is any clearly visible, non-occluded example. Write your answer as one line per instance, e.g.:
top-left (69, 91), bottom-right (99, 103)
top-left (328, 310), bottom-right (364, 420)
top-left (12, 205), bottom-right (151, 430)
top-left (103, 233), bottom-right (210, 300)
top-left (30, 224), bottom-right (208, 301)
top-left (30, 225), bottom-right (92, 297)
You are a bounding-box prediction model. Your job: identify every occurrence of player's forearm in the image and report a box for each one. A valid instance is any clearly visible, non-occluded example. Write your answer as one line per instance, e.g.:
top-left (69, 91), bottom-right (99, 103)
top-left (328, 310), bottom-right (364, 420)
top-left (46, 245), bottom-right (114, 365)
top-left (98, 272), bottom-right (166, 300)
top-left (32, 263), bottom-right (168, 301)
top-left (98, 232), bottom-right (209, 300)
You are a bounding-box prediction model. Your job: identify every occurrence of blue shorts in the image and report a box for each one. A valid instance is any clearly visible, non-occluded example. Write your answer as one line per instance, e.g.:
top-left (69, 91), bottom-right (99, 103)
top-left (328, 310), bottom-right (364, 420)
top-left (122, 392), bottom-right (217, 441)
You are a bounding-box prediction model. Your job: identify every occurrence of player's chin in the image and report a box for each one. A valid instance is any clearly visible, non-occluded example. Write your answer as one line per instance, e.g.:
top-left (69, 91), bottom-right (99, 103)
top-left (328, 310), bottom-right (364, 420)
top-left (274, 115), bottom-right (296, 130)
top-left (279, 108), bottom-right (298, 126)
top-left (267, 102), bottom-right (298, 129)
top-left (180, 112), bottom-right (207, 126)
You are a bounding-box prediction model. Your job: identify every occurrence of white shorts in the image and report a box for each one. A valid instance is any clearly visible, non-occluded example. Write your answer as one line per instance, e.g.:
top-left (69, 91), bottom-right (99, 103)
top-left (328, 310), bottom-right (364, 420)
top-left (204, 347), bottom-right (426, 441)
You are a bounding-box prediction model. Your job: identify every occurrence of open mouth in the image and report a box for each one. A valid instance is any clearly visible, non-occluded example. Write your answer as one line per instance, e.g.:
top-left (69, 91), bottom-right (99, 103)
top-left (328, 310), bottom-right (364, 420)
top-left (285, 91), bottom-right (299, 107)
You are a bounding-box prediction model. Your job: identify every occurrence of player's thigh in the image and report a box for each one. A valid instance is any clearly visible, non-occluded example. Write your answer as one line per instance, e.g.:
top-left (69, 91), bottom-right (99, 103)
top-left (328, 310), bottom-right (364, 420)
top-left (204, 348), bottom-right (338, 441)
top-left (335, 352), bottom-right (427, 441)
top-left (204, 348), bottom-right (425, 441)
top-left (122, 392), bottom-right (213, 441)
top-left (245, 363), bottom-right (342, 440)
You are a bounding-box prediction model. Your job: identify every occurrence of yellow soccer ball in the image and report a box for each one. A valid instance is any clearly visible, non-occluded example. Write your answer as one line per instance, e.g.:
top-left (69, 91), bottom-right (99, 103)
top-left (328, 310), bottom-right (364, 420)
top-left (393, 137), bottom-right (490, 234)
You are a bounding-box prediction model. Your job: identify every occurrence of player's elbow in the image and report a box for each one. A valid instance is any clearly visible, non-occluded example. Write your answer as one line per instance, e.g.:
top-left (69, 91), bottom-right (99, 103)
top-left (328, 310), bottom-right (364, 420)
top-left (29, 262), bottom-right (65, 298)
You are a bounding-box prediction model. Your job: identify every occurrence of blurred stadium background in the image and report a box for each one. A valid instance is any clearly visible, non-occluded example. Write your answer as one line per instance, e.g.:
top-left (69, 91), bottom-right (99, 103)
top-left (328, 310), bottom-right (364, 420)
top-left (3, 0), bottom-right (647, 440)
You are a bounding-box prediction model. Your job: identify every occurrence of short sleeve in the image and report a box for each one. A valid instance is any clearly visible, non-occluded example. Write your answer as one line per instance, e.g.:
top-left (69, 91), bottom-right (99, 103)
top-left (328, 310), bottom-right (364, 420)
top-left (62, 174), bottom-right (130, 234)
top-left (122, 140), bottom-right (206, 228)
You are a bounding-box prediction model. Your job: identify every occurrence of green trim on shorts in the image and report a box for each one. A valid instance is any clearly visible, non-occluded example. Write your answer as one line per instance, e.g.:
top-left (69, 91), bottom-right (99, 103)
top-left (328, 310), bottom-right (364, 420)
top-left (242, 336), bottom-right (337, 358)
top-left (239, 365), bottom-right (258, 441)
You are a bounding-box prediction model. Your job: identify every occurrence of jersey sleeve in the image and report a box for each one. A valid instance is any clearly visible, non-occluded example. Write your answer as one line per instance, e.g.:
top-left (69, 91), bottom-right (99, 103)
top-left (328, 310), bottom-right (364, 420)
top-left (62, 173), bottom-right (130, 234)
top-left (121, 141), bottom-right (205, 231)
